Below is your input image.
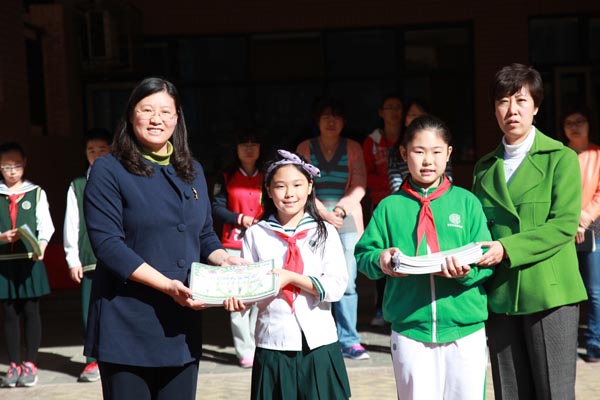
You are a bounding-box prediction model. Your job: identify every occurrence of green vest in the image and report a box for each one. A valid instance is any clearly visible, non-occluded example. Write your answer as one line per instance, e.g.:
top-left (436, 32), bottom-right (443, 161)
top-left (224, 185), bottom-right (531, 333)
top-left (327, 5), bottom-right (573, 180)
top-left (71, 177), bottom-right (97, 272)
top-left (0, 188), bottom-right (40, 260)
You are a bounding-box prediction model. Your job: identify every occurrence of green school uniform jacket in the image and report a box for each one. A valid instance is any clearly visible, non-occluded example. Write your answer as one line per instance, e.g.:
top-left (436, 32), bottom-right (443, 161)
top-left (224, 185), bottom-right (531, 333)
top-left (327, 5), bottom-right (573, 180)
top-left (473, 129), bottom-right (588, 315)
top-left (356, 183), bottom-right (493, 343)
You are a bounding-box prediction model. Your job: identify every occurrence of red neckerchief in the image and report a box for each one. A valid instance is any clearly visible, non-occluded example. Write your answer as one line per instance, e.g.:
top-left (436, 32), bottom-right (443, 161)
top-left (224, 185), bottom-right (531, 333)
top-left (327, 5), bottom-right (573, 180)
top-left (8, 194), bottom-right (24, 229)
top-left (274, 230), bottom-right (309, 312)
top-left (401, 176), bottom-right (451, 254)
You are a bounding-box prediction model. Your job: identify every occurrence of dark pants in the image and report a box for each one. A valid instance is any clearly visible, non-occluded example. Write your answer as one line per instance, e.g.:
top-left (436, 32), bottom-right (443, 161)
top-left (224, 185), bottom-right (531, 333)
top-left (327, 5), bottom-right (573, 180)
top-left (486, 304), bottom-right (579, 400)
top-left (81, 271), bottom-right (95, 363)
top-left (98, 361), bottom-right (199, 400)
top-left (2, 298), bottom-right (41, 363)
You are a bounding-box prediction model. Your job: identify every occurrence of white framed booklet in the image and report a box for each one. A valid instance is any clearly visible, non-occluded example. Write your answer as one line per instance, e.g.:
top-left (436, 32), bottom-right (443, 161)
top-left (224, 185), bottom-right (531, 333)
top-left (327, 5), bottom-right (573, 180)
top-left (189, 259), bottom-right (279, 305)
top-left (17, 224), bottom-right (42, 257)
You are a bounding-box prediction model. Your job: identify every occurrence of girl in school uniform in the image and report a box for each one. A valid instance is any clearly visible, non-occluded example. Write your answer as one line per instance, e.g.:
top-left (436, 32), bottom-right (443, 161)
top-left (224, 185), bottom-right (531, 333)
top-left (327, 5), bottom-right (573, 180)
top-left (237, 149), bottom-right (351, 400)
top-left (0, 142), bottom-right (55, 388)
top-left (355, 115), bottom-right (493, 400)
top-left (212, 130), bottom-right (263, 368)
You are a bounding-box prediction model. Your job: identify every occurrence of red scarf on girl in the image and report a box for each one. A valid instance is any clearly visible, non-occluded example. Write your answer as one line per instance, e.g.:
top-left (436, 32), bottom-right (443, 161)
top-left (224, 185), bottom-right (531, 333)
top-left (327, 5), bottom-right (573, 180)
top-left (401, 176), bottom-right (451, 254)
top-left (8, 194), bottom-right (24, 229)
top-left (275, 230), bottom-right (309, 311)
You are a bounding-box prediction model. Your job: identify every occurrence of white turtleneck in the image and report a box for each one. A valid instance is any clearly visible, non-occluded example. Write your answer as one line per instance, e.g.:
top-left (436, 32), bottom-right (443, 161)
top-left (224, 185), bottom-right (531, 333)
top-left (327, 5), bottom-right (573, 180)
top-left (502, 127), bottom-right (536, 183)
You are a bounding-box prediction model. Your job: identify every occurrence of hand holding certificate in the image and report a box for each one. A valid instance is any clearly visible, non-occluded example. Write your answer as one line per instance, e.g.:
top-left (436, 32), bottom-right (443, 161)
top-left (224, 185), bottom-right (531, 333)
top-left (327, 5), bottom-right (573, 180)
top-left (189, 259), bottom-right (279, 305)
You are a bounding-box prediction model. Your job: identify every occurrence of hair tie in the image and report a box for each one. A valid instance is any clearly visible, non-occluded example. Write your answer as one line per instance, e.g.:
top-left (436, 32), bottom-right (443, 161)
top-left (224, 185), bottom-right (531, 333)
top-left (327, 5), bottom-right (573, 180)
top-left (266, 149), bottom-right (321, 178)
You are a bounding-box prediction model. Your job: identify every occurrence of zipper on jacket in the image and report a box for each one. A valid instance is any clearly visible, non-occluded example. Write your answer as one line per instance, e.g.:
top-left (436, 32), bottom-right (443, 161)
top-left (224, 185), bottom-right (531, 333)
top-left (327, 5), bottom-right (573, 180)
top-left (430, 274), bottom-right (437, 343)
top-left (422, 186), bottom-right (439, 344)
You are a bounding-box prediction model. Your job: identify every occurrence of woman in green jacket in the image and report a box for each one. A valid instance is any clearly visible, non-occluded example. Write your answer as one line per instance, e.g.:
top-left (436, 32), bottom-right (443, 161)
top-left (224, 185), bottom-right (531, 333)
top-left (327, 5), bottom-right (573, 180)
top-left (474, 63), bottom-right (587, 400)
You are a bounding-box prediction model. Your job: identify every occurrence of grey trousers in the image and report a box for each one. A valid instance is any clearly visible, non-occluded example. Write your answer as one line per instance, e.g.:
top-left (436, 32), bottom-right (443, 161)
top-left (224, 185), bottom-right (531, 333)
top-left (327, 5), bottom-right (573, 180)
top-left (486, 304), bottom-right (580, 400)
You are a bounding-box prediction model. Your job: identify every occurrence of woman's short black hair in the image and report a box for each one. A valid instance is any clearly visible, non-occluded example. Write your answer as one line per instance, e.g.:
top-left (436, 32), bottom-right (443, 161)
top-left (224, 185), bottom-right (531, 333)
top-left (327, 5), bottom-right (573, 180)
top-left (379, 92), bottom-right (403, 110)
top-left (560, 104), bottom-right (594, 141)
top-left (313, 96), bottom-right (346, 121)
top-left (491, 63), bottom-right (544, 108)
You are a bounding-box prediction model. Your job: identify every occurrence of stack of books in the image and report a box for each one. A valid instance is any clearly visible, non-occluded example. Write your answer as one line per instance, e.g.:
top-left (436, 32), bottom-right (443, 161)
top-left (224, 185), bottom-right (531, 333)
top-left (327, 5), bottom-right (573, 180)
top-left (392, 243), bottom-right (483, 274)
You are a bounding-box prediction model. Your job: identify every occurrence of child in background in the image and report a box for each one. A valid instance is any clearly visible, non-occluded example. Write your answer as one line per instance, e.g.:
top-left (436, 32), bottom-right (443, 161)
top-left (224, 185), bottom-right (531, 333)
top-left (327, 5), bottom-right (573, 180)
top-left (387, 99), bottom-right (453, 193)
top-left (363, 92), bottom-right (403, 327)
top-left (212, 130), bottom-right (263, 368)
top-left (63, 128), bottom-right (111, 382)
top-left (0, 142), bottom-right (55, 388)
top-left (355, 116), bottom-right (492, 400)
top-left (239, 150), bottom-right (351, 399)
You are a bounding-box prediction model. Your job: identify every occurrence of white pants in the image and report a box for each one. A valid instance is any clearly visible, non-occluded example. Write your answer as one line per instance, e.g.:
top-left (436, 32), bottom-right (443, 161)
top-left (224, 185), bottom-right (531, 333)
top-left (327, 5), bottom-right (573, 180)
top-left (390, 328), bottom-right (487, 400)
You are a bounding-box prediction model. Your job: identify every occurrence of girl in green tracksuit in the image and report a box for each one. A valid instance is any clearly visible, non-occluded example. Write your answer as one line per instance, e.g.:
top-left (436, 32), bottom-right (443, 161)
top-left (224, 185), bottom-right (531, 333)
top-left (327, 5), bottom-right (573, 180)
top-left (355, 115), bottom-right (493, 400)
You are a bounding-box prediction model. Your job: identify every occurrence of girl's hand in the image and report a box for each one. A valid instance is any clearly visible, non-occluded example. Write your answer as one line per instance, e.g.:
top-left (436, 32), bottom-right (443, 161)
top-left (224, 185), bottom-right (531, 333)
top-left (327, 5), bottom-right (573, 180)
top-left (34, 241), bottom-right (48, 261)
top-left (69, 266), bottom-right (83, 284)
top-left (241, 215), bottom-right (257, 229)
top-left (575, 226), bottom-right (586, 244)
top-left (380, 248), bottom-right (408, 277)
top-left (271, 268), bottom-right (296, 289)
top-left (435, 256), bottom-right (471, 278)
top-left (580, 211), bottom-right (593, 230)
top-left (323, 210), bottom-right (344, 229)
top-left (223, 297), bottom-right (246, 312)
top-left (477, 241), bottom-right (505, 266)
top-left (0, 229), bottom-right (18, 244)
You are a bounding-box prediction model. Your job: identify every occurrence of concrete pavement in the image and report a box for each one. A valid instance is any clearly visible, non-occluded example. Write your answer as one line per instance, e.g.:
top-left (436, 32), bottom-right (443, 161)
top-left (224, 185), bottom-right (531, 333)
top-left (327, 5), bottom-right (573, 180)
top-left (1, 277), bottom-right (598, 399)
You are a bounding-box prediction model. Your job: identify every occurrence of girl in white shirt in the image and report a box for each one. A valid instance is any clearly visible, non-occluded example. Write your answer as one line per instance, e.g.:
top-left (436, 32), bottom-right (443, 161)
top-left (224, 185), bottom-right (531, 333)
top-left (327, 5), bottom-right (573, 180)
top-left (241, 149), bottom-right (351, 400)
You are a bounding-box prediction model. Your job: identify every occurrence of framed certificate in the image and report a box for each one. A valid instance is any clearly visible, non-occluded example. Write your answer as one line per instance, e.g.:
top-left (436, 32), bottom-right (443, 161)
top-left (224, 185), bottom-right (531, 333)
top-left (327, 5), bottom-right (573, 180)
top-left (189, 259), bottom-right (278, 304)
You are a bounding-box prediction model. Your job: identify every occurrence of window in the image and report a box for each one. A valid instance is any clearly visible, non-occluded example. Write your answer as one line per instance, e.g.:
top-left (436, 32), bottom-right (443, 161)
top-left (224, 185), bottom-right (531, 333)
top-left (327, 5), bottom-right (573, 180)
top-left (86, 23), bottom-right (474, 171)
top-left (530, 15), bottom-right (600, 138)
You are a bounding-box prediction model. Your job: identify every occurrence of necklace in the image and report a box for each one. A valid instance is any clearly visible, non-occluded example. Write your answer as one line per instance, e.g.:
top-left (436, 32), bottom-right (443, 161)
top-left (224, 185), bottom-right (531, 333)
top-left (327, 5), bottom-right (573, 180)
top-left (319, 138), bottom-right (339, 156)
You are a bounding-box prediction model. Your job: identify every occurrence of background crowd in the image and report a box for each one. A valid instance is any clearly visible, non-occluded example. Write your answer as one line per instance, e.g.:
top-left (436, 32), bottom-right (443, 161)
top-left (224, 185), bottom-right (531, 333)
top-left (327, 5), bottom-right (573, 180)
top-left (0, 63), bottom-right (598, 400)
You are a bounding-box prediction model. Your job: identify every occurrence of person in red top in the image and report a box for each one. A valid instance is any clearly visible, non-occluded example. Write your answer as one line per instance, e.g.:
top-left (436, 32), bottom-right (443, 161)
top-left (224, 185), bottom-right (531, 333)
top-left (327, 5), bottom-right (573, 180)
top-left (363, 93), bottom-right (403, 205)
top-left (212, 130), bottom-right (264, 368)
top-left (362, 93), bottom-right (403, 326)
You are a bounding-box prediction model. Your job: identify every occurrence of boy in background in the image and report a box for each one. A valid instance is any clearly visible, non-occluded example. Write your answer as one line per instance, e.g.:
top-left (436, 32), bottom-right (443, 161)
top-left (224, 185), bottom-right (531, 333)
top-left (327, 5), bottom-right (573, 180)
top-left (63, 128), bottom-right (111, 382)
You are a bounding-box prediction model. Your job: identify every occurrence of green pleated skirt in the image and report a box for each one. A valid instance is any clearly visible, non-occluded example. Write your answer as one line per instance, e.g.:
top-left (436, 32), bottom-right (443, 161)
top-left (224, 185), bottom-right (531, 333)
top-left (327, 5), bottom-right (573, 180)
top-left (251, 338), bottom-right (351, 400)
top-left (0, 259), bottom-right (51, 299)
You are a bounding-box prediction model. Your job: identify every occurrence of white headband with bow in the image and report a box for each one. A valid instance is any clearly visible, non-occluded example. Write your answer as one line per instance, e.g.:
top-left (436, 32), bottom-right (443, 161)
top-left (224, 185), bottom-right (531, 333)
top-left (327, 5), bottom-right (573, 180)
top-left (266, 149), bottom-right (321, 178)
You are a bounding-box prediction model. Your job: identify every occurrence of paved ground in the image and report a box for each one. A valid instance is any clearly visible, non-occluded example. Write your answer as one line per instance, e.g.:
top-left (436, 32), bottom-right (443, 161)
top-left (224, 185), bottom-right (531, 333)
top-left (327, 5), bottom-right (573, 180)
top-left (0, 276), bottom-right (598, 399)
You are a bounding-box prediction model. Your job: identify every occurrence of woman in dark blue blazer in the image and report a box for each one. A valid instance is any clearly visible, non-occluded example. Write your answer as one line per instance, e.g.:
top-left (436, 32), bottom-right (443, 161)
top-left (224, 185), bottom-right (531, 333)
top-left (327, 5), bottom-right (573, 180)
top-left (84, 77), bottom-right (243, 400)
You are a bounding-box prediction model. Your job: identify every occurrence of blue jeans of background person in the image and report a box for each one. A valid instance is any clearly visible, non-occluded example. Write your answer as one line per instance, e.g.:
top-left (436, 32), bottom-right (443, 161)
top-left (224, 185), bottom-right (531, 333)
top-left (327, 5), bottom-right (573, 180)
top-left (333, 231), bottom-right (361, 348)
top-left (579, 238), bottom-right (600, 358)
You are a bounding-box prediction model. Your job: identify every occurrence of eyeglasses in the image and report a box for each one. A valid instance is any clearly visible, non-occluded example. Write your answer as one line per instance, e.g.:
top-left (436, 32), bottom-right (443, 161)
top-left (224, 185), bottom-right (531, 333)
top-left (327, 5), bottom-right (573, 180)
top-left (565, 118), bottom-right (587, 128)
top-left (0, 165), bottom-right (23, 172)
top-left (320, 114), bottom-right (344, 122)
top-left (381, 106), bottom-right (403, 111)
top-left (135, 108), bottom-right (177, 121)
